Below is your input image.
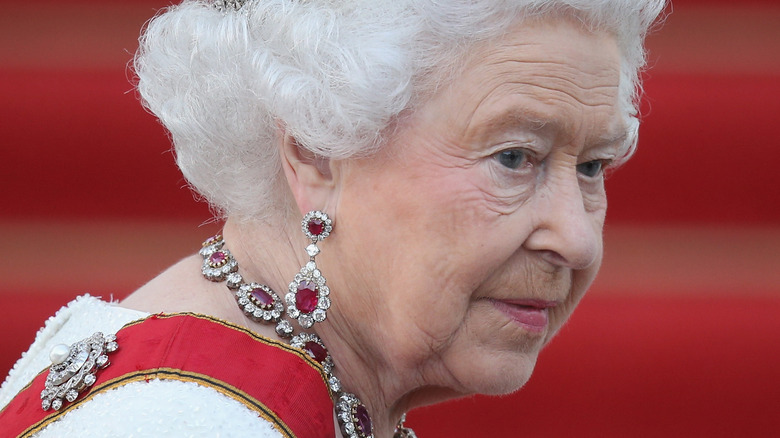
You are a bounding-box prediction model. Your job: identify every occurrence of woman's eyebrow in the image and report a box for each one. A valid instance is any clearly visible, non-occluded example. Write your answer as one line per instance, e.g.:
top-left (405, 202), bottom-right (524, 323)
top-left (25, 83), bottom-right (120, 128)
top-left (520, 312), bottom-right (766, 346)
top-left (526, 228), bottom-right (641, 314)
top-left (468, 107), bottom-right (554, 141)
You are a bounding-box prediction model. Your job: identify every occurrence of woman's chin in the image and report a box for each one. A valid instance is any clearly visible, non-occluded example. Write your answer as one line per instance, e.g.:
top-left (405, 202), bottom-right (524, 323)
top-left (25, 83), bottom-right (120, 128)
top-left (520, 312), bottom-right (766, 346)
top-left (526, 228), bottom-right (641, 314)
top-left (477, 370), bottom-right (535, 396)
top-left (451, 350), bottom-right (539, 397)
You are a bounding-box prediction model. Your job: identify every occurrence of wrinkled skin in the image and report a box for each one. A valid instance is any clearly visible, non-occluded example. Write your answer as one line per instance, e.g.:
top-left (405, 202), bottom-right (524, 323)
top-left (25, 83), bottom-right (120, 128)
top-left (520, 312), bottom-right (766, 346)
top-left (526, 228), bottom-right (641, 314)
top-left (314, 17), bottom-right (627, 421)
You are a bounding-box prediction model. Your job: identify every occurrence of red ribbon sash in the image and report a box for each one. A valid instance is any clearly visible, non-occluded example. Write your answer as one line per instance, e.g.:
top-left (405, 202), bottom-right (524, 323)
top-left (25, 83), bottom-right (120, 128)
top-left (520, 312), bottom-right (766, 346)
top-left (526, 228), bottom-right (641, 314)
top-left (0, 313), bottom-right (335, 438)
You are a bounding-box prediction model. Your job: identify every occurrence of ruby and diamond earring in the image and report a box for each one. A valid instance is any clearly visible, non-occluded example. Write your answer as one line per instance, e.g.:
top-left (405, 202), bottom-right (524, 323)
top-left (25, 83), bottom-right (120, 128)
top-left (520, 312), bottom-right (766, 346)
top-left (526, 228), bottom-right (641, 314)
top-left (286, 210), bottom-right (333, 329)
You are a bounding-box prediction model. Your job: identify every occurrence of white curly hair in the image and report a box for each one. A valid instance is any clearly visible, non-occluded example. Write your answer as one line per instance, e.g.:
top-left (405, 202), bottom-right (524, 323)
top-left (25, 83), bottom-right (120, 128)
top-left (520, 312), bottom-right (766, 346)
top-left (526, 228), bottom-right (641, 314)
top-left (134, 0), bottom-right (666, 220)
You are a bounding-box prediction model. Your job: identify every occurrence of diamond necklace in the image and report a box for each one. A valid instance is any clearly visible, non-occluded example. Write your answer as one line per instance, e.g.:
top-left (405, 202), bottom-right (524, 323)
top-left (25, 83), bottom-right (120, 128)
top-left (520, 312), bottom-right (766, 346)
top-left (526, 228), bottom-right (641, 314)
top-left (199, 235), bottom-right (416, 438)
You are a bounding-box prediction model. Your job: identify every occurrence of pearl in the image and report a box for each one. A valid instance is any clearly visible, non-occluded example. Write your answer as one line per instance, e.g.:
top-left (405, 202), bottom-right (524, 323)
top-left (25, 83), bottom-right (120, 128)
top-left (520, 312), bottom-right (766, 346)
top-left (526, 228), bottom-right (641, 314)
top-left (49, 344), bottom-right (71, 365)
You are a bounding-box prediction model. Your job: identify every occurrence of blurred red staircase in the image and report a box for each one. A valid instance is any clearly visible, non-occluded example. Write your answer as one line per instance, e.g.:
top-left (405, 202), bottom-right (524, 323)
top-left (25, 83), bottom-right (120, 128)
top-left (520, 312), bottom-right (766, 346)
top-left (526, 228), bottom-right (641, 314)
top-left (1, 1), bottom-right (779, 436)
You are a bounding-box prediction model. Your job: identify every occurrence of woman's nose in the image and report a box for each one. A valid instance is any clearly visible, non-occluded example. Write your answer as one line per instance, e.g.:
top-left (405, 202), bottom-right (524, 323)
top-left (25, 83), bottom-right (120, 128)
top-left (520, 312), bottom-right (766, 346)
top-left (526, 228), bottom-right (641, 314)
top-left (523, 173), bottom-right (603, 270)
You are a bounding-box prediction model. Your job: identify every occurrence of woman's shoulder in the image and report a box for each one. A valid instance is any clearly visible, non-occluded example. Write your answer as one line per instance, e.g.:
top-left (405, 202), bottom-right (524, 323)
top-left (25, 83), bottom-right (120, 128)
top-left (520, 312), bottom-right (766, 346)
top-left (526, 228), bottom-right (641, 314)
top-left (0, 296), bottom-right (290, 437)
top-left (0, 294), bottom-right (148, 409)
top-left (27, 379), bottom-right (284, 438)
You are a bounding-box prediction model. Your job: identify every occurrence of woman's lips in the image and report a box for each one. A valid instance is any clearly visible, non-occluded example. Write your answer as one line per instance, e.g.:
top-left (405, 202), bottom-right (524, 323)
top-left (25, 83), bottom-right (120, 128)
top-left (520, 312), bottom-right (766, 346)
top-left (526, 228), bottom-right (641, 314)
top-left (489, 299), bottom-right (558, 333)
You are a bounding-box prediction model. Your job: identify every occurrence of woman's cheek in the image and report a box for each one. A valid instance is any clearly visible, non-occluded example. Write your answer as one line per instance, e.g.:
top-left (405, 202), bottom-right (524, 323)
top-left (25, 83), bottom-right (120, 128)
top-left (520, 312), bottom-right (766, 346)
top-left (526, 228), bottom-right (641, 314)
top-left (581, 184), bottom-right (608, 216)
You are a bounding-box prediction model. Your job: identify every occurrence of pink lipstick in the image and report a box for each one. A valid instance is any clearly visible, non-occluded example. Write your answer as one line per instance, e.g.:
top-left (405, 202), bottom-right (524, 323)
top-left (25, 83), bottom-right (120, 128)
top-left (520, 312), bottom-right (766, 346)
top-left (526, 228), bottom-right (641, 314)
top-left (490, 299), bottom-right (558, 333)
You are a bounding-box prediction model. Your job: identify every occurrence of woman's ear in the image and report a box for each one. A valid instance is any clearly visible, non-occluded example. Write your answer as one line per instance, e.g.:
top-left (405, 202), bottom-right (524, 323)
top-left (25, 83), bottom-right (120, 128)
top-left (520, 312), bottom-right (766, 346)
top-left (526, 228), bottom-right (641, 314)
top-left (278, 128), bottom-right (336, 215)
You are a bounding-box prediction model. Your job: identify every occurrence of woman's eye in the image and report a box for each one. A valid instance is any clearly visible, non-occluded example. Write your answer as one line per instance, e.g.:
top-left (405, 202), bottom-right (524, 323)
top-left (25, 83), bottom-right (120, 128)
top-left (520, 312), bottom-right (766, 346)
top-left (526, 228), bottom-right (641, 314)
top-left (496, 149), bottom-right (529, 170)
top-left (577, 160), bottom-right (605, 178)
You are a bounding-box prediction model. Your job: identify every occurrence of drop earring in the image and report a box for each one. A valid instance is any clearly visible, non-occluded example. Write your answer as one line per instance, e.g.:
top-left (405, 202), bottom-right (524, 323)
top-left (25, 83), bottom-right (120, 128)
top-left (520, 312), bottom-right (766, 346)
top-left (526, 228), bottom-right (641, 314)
top-left (286, 211), bottom-right (333, 329)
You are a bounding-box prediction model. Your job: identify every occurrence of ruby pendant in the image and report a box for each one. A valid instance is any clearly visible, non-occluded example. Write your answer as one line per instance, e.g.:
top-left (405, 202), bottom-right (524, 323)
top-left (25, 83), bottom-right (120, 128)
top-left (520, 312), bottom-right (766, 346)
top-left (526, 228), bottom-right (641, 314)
top-left (296, 280), bottom-right (319, 313)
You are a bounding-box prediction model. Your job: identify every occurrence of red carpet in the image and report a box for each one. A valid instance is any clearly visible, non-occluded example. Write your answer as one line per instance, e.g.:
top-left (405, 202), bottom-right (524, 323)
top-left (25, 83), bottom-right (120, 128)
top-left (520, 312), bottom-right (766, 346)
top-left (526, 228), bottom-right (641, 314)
top-left (2, 1), bottom-right (779, 437)
top-left (0, 70), bottom-right (209, 219)
top-left (611, 73), bottom-right (780, 225)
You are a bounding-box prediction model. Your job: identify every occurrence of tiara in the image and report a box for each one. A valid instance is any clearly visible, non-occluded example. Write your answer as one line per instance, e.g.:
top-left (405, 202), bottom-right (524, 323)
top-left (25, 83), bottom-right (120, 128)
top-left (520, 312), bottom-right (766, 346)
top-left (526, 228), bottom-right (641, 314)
top-left (214, 0), bottom-right (248, 11)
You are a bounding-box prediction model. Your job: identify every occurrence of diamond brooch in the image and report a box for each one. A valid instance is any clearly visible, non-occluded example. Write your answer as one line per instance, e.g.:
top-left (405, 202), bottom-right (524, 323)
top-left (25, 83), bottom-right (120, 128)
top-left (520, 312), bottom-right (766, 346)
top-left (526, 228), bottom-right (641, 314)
top-left (40, 332), bottom-right (118, 411)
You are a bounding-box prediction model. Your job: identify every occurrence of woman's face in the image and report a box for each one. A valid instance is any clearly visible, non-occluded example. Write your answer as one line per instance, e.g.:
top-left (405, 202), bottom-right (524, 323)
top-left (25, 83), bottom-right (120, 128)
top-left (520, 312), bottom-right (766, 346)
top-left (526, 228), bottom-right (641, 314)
top-left (324, 17), bottom-right (625, 397)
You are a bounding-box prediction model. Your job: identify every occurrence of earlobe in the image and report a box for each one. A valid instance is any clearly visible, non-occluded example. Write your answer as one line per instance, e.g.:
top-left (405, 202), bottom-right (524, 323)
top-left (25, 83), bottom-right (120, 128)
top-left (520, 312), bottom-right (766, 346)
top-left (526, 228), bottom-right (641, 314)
top-left (278, 128), bottom-right (336, 215)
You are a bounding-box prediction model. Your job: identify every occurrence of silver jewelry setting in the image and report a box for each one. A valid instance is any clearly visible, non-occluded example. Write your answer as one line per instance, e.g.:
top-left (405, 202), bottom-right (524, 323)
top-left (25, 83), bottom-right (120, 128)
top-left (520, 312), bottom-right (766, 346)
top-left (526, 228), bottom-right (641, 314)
top-left (290, 332), bottom-right (334, 375)
top-left (200, 236), bottom-right (238, 282)
top-left (394, 413), bottom-right (418, 438)
top-left (213, 0), bottom-right (248, 12)
top-left (236, 282), bottom-right (284, 322)
top-left (337, 392), bottom-right (374, 438)
top-left (40, 332), bottom-right (118, 411)
top-left (301, 210), bottom-right (333, 242)
top-left (286, 261), bottom-right (330, 329)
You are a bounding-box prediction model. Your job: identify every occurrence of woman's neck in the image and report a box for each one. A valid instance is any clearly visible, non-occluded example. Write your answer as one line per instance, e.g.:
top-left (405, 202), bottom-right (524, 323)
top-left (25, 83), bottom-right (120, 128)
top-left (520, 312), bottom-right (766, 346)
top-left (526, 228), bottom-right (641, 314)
top-left (122, 217), bottom-right (435, 437)
top-left (223, 218), bottom-right (417, 437)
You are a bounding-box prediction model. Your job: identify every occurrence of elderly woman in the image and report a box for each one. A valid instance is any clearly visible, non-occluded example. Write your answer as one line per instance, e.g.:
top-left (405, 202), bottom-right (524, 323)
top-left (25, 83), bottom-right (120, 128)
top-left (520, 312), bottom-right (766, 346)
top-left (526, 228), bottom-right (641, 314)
top-left (0, 0), bottom-right (664, 436)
